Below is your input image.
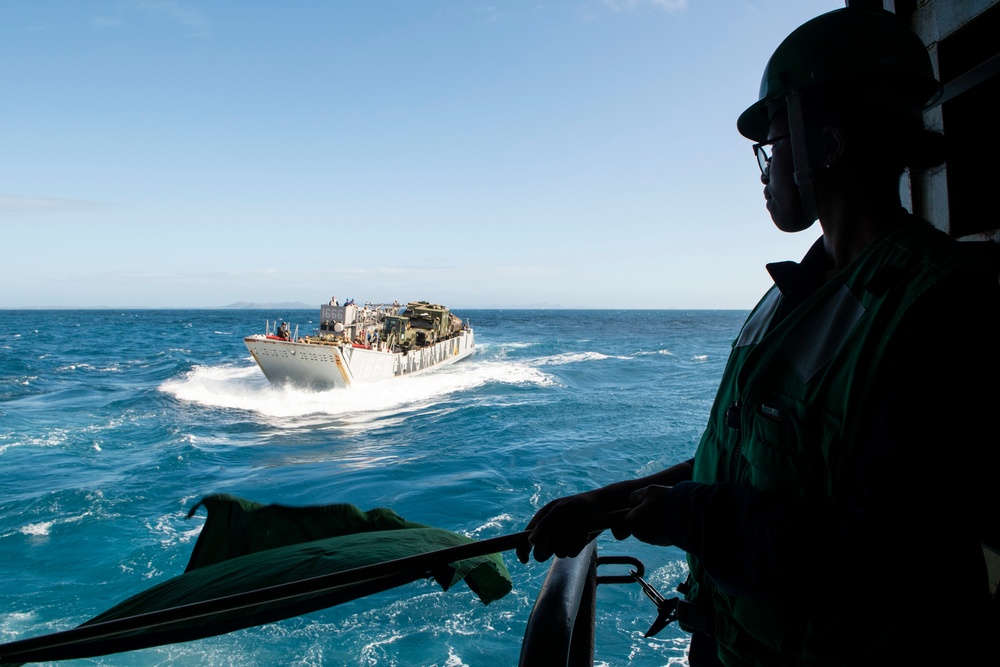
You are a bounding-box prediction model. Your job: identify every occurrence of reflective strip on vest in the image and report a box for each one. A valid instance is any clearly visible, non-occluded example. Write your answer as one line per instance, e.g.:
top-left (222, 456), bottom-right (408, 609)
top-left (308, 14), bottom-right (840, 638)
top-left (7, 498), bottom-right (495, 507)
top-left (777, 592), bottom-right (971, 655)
top-left (736, 288), bottom-right (782, 348)
top-left (779, 284), bottom-right (866, 382)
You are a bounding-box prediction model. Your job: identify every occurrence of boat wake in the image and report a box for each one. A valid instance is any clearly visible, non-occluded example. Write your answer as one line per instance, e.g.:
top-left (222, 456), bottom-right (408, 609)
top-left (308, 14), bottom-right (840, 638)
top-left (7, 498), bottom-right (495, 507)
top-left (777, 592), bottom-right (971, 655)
top-left (528, 351), bottom-right (631, 366)
top-left (159, 357), bottom-right (554, 419)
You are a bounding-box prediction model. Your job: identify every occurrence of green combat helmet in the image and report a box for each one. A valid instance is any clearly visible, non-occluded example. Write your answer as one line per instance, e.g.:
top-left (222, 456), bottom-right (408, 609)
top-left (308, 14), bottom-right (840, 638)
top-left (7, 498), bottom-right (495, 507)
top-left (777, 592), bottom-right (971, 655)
top-left (737, 7), bottom-right (943, 142)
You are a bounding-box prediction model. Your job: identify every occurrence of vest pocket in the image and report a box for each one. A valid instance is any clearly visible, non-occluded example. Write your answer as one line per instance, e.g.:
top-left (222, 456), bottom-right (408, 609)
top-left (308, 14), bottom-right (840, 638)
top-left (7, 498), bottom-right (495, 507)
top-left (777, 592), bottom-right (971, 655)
top-left (740, 394), bottom-right (841, 498)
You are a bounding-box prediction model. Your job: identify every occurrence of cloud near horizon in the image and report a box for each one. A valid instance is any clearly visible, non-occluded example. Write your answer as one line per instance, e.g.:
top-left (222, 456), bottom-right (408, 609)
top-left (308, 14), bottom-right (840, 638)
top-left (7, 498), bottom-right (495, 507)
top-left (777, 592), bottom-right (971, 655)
top-left (0, 195), bottom-right (110, 215)
top-left (603, 0), bottom-right (688, 13)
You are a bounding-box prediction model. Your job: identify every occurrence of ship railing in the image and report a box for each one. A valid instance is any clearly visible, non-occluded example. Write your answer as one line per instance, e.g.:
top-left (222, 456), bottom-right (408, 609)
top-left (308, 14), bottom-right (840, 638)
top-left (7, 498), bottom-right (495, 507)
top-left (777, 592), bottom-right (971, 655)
top-left (518, 543), bottom-right (651, 667)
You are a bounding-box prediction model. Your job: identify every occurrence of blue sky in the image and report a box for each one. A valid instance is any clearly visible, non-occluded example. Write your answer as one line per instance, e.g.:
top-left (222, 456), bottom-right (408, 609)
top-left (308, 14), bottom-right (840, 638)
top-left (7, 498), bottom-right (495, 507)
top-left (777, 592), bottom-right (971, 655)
top-left (1, 1), bottom-right (846, 310)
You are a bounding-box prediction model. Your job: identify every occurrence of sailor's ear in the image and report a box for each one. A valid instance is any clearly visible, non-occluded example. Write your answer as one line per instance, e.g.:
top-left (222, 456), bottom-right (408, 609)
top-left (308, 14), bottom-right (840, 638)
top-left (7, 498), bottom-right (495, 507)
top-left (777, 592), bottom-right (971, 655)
top-left (821, 125), bottom-right (846, 168)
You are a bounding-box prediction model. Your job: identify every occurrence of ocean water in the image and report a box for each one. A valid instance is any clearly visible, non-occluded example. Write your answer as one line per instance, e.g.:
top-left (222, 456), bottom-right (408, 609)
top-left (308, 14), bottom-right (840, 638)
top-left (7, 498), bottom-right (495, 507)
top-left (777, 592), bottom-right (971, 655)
top-left (0, 308), bottom-right (746, 667)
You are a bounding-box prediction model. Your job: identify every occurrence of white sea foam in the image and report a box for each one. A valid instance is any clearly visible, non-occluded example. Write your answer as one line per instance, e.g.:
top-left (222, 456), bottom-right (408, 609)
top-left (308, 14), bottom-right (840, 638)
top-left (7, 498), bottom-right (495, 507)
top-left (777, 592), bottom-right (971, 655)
top-left (0, 611), bottom-right (37, 643)
top-left (531, 351), bottom-right (617, 366)
top-left (692, 354), bottom-right (708, 362)
top-left (444, 646), bottom-right (468, 666)
top-left (158, 358), bottom-right (553, 421)
top-left (20, 521), bottom-right (54, 536)
top-left (140, 560), bottom-right (164, 580)
top-left (146, 511), bottom-right (204, 547)
top-left (467, 513), bottom-right (515, 538)
top-left (10, 428), bottom-right (70, 449)
top-left (19, 509), bottom-right (95, 537)
top-left (635, 349), bottom-right (674, 356)
top-left (491, 341), bottom-right (536, 349)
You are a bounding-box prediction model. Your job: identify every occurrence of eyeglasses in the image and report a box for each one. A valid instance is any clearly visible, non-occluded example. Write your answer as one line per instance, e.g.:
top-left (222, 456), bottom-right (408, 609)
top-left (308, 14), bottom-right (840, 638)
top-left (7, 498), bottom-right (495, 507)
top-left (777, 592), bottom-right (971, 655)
top-left (752, 133), bottom-right (789, 175)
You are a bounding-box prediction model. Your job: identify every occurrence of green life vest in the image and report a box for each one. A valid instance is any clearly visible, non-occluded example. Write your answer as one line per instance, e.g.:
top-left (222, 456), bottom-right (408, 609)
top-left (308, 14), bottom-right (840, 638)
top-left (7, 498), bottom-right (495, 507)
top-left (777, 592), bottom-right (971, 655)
top-left (685, 219), bottom-right (989, 666)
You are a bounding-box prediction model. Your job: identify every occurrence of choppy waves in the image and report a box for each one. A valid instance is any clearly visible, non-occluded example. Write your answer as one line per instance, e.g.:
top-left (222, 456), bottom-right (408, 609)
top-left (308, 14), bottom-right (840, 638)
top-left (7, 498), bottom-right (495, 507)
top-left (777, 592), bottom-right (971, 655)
top-left (0, 309), bottom-right (746, 666)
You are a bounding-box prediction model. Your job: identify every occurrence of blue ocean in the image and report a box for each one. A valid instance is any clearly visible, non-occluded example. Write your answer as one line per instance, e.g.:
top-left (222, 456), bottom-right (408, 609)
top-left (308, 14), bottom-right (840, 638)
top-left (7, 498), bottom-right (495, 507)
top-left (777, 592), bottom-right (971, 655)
top-left (0, 308), bottom-right (746, 666)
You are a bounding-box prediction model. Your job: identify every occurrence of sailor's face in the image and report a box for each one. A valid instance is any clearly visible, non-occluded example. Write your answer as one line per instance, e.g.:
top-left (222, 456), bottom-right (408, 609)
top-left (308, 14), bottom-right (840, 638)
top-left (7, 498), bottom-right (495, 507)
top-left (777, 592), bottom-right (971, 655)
top-left (761, 117), bottom-right (812, 234)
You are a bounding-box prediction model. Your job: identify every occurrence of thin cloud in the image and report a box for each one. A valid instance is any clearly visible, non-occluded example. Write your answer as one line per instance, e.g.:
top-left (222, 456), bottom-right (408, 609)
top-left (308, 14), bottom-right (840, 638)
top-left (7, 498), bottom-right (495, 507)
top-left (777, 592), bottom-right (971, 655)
top-left (0, 195), bottom-right (110, 214)
top-left (132, 0), bottom-right (211, 35)
top-left (89, 1), bottom-right (210, 35)
top-left (91, 16), bottom-right (123, 29)
top-left (602, 0), bottom-right (688, 12)
top-left (649, 0), bottom-right (687, 11)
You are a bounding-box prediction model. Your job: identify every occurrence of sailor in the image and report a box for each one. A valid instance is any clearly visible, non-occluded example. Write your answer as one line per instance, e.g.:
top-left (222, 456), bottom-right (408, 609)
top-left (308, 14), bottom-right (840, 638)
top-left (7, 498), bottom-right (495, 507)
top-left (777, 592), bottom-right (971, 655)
top-left (330, 296), bottom-right (338, 306)
top-left (517, 7), bottom-right (1000, 666)
top-left (277, 322), bottom-right (290, 340)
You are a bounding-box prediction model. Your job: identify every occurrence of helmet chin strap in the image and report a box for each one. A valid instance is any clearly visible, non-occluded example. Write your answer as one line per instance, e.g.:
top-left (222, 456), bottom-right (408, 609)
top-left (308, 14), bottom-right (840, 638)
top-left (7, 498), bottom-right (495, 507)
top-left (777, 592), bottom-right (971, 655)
top-left (786, 92), bottom-right (819, 224)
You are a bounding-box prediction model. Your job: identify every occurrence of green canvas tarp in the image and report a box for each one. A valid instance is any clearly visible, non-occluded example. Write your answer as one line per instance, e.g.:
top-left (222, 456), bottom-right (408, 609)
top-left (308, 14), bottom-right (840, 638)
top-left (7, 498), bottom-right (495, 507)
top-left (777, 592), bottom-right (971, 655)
top-left (0, 494), bottom-right (514, 665)
top-left (180, 494), bottom-right (512, 600)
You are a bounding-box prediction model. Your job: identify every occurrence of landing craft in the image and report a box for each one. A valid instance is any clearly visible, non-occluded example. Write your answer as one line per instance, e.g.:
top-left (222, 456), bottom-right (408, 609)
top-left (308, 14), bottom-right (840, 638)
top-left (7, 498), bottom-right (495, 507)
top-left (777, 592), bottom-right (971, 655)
top-left (244, 300), bottom-right (475, 389)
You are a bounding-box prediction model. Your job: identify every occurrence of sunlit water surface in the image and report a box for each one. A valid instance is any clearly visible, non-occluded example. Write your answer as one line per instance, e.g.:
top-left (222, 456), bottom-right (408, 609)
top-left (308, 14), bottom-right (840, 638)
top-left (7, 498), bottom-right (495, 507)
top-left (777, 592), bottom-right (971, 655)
top-left (0, 308), bottom-right (745, 666)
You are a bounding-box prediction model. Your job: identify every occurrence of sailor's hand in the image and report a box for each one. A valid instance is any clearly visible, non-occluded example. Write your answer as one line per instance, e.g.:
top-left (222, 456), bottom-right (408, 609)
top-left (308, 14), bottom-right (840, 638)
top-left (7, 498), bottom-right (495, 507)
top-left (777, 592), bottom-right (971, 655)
top-left (516, 492), bottom-right (602, 564)
top-left (611, 485), bottom-right (674, 547)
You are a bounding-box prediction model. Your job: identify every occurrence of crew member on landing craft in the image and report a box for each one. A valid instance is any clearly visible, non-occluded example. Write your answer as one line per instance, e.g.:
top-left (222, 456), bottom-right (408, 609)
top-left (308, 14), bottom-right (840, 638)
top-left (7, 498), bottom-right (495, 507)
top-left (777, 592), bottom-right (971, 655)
top-left (517, 7), bottom-right (1000, 666)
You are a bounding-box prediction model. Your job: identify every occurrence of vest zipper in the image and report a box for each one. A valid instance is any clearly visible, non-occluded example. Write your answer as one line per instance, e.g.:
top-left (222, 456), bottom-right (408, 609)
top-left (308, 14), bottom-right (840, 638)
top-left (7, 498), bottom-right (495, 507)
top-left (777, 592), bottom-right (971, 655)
top-left (725, 401), bottom-right (742, 481)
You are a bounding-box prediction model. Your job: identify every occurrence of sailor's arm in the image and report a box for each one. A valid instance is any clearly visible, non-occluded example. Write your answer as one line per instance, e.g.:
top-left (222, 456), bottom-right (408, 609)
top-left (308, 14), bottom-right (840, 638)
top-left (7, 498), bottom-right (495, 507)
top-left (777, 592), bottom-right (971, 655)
top-left (516, 458), bottom-right (693, 563)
